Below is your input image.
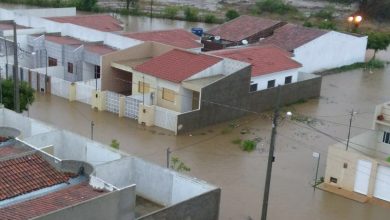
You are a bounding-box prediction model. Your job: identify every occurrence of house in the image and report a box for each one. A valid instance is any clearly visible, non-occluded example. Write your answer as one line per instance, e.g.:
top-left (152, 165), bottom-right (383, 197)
top-left (45, 14), bottom-right (124, 32)
top-left (324, 102), bottom-right (390, 203)
top-left (26, 34), bottom-right (117, 84)
top-left (201, 15), bottom-right (286, 51)
top-left (0, 108), bottom-right (221, 220)
top-left (122, 29), bottom-right (203, 50)
top-left (260, 24), bottom-right (367, 73)
top-left (210, 45), bottom-right (302, 91)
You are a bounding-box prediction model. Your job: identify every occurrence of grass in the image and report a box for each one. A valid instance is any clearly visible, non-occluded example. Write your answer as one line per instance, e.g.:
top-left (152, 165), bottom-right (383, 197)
top-left (320, 59), bottom-right (386, 75)
top-left (241, 140), bottom-right (256, 152)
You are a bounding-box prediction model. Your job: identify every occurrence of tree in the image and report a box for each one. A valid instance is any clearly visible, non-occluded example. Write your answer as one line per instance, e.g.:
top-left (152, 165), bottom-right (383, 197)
top-left (225, 9), bottom-right (240, 21)
top-left (367, 32), bottom-right (390, 60)
top-left (76, 0), bottom-right (97, 11)
top-left (123, 0), bottom-right (138, 10)
top-left (1, 79), bottom-right (34, 112)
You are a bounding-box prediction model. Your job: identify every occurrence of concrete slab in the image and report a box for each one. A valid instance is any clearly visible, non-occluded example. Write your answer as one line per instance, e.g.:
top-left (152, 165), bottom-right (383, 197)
top-left (318, 183), bottom-right (369, 203)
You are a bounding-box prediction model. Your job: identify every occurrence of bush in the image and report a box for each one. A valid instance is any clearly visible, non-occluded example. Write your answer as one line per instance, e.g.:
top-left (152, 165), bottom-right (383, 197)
top-left (303, 21), bottom-right (313, 27)
top-left (225, 9), bottom-right (240, 21)
top-left (184, 7), bottom-right (199, 22)
top-left (241, 140), bottom-right (256, 152)
top-left (387, 156), bottom-right (390, 163)
top-left (163, 6), bottom-right (179, 19)
top-left (110, 139), bottom-right (120, 149)
top-left (255, 0), bottom-right (298, 15)
top-left (313, 6), bottom-right (334, 20)
top-left (204, 14), bottom-right (217, 23)
top-left (317, 20), bottom-right (336, 30)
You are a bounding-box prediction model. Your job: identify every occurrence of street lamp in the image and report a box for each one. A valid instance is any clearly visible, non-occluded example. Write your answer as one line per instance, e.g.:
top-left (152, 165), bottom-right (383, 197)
top-left (347, 15), bottom-right (363, 32)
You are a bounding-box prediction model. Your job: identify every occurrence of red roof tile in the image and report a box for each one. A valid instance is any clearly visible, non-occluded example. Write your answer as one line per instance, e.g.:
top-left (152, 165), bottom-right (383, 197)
top-left (0, 182), bottom-right (106, 220)
top-left (0, 24), bottom-right (29, 31)
top-left (260, 24), bottom-right (328, 51)
top-left (0, 154), bottom-right (70, 201)
top-left (46, 14), bottom-right (123, 32)
top-left (134, 49), bottom-right (222, 83)
top-left (45, 35), bottom-right (83, 45)
top-left (84, 44), bottom-right (117, 55)
top-left (44, 35), bottom-right (116, 54)
top-left (123, 29), bottom-right (202, 49)
top-left (211, 45), bottom-right (301, 77)
top-left (0, 145), bottom-right (30, 159)
top-left (206, 15), bottom-right (283, 42)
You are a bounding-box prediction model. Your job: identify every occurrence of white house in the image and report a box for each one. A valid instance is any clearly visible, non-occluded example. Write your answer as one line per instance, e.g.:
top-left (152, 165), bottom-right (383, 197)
top-left (261, 24), bottom-right (368, 73)
top-left (211, 45), bottom-right (302, 91)
top-left (324, 102), bottom-right (390, 203)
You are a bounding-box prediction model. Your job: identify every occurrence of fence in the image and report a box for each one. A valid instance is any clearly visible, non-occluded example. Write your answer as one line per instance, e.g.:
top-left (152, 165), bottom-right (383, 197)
top-left (105, 91), bottom-right (120, 114)
top-left (124, 96), bottom-right (142, 119)
top-left (50, 76), bottom-right (71, 99)
top-left (154, 106), bottom-right (178, 133)
top-left (75, 81), bottom-right (94, 105)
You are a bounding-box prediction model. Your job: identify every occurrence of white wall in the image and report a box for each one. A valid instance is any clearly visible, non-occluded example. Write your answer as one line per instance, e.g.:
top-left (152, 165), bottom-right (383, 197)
top-left (82, 62), bottom-right (95, 81)
top-left (180, 87), bottom-right (193, 113)
top-left (94, 158), bottom-right (133, 189)
top-left (187, 61), bottom-right (224, 81)
top-left (171, 174), bottom-right (215, 204)
top-left (294, 31), bottom-right (367, 73)
top-left (250, 68), bottom-right (299, 91)
top-left (13, 8), bottom-right (76, 17)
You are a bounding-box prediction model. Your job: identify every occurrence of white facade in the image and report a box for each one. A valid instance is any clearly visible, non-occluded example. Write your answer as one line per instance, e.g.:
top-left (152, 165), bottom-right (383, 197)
top-left (293, 31), bottom-right (367, 73)
top-left (250, 68), bottom-right (299, 91)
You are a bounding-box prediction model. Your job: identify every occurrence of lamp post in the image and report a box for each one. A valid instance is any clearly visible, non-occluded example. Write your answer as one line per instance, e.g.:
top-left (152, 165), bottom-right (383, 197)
top-left (347, 15), bottom-right (363, 32)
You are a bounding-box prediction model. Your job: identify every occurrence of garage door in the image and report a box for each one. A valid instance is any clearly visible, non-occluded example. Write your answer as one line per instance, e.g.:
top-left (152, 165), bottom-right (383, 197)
top-left (373, 165), bottom-right (390, 202)
top-left (354, 160), bottom-right (372, 195)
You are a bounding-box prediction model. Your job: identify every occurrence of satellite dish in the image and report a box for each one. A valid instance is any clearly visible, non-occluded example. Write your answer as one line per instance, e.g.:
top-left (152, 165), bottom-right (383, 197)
top-left (242, 39), bottom-right (248, 45)
top-left (215, 36), bottom-right (221, 41)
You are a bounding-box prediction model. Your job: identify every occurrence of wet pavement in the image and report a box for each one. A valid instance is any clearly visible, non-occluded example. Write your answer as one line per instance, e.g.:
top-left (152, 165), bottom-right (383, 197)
top-left (28, 61), bottom-right (390, 219)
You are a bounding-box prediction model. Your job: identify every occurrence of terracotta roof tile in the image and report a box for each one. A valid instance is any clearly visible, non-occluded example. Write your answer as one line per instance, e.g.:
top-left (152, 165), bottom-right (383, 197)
top-left (260, 24), bottom-right (328, 51)
top-left (0, 145), bottom-right (30, 159)
top-left (134, 49), bottom-right (222, 83)
top-left (0, 154), bottom-right (70, 201)
top-left (0, 182), bottom-right (106, 220)
top-left (46, 14), bottom-right (123, 32)
top-left (123, 29), bottom-right (202, 49)
top-left (44, 35), bottom-right (117, 54)
top-left (84, 44), bottom-right (117, 55)
top-left (45, 35), bottom-right (83, 45)
top-left (211, 45), bottom-right (301, 77)
top-left (206, 15), bottom-right (283, 42)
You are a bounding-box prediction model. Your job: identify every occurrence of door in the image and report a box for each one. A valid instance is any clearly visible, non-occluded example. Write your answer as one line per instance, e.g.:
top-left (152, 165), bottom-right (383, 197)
top-left (354, 160), bottom-right (372, 195)
top-left (192, 91), bottom-right (200, 110)
top-left (373, 165), bottom-right (390, 202)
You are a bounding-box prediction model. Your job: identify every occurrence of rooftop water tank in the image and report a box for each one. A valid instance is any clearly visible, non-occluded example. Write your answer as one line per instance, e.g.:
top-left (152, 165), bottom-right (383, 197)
top-left (191, 27), bottom-right (203, 37)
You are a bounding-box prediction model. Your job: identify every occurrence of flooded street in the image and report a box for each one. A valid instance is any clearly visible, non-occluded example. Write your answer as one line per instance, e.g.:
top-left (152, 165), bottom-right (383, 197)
top-left (29, 62), bottom-right (390, 219)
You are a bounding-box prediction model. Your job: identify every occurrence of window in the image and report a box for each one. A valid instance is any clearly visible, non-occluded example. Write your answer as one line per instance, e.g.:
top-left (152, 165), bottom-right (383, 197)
top-left (267, 80), bottom-right (275, 89)
top-left (48, 57), bottom-right (57, 67)
top-left (138, 81), bottom-right (150, 93)
top-left (285, 76), bottom-right (292, 84)
top-left (250, 83), bottom-right (258, 92)
top-left (94, 65), bottom-right (101, 79)
top-left (67, 62), bottom-right (73, 73)
top-left (383, 131), bottom-right (390, 144)
top-left (162, 88), bottom-right (175, 102)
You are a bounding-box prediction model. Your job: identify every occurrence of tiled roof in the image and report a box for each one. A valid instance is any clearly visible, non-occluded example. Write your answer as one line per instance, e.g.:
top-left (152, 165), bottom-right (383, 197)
top-left (211, 45), bottom-right (301, 77)
top-left (205, 15), bottom-right (282, 42)
top-left (122, 29), bottom-right (202, 49)
top-left (0, 182), bottom-right (106, 220)
top-left (0, 145), bottom-right (30, 159)
top-left (0, 154), bottom-right (70, 201)
top-left (260, 24), bottom-right (328, 51)
top-left (84, 44), bottom-right (117, 55)
top-left (0, 23), bottom-right (29, 31)
top-left (46, 14), bottom-right (123, 32)
top-left (134, 49), bottom-right (222, 83)
top-left (45, 35), bottom-right (83, 45)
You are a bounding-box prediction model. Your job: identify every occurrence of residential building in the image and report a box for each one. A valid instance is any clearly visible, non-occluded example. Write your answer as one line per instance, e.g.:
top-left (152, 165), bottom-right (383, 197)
top-left (201, 15), bottom-right (286, 51)
top-left (324, 102), bottom-right (390, 203)
top-left (0, 108), bottom-right (221, 220)
top-left (210, 45), bottom-right (302, 91)
top-left (121, 29), bottom-right (203, 50)
top-left (260, 24), bottom-right (367, 73)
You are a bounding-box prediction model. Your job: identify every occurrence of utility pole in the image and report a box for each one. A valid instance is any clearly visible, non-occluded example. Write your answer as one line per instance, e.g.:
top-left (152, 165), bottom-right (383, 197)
top-left (312, 152), bottom-right (321, 191)
top-left (261, 85), bottom-right (281, 220)
top-left (150, 0), bottom-right (154, 18)
top-left (5, 39), bottom-right (8, 79)
top-left (166, 148), bottom-right (171, 168)
top-left (12, 21), bottom-right (20, 113)
top-left (346, 109), bottom-right (355, 151)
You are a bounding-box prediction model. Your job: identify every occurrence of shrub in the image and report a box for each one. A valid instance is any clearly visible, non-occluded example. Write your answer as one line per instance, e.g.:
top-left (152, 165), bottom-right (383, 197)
top-left (225, 9), bottom-right (240, 21)
top-left (255, 0), bottom-right (298, 15)
top-left (317, 20), bottom-right (336, 30)
top-left (313, 6), bottom-right (334, 20)
top-left (170, 157), bottom-right (191, 172)
top-left (184, 7), bottom-right (199, 22)
top-left (303, 21), bottom-right (313, 27)
top-left (241, 140), bottom-right (256, 152)
top-left (387, 156), bottom-right (390, 163)
top-left (110, 139), bottom-right (120, 149)
top-left (163, 6), bottom-right (179, 19)
top-left (204, 14), bottom-right (217, 23)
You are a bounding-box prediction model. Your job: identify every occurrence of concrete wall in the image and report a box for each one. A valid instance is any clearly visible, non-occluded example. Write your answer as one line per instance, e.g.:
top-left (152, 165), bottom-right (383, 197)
top-left (177, 67), bottom-right (322, 133)
top-left (94, 158), bottom-right (133, 189)
top-left (294, 32), bottom-right (367, 73)
top-left (139, 189), bottom-right (220, 220)
top-left (13, 8), bottom-right (76, 18)
top-left (36, 185), bottom-right (136, 220)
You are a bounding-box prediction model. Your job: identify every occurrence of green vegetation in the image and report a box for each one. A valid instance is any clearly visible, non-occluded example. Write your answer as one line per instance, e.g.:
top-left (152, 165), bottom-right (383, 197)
top-left (1, 79), bottom-right (34, 112)
top-left (184, 6), bottom-right (199, 22)
top-left (232, 138), bottom-right (242, 145)
top-left (313, 6), bottom-right (334, 20)
top-left (110, 139), bottom-right (120, 149)
top-left (170, 157), bottom-right (191, 172)
top-left (255, 0), bottom-right (298, 15)
top-left (163, 5), bottom-right (179, 19)
top-left (323, 59), bottom-right (386, 74)
top-left (241, 140), bottom-right (256, 152)
top-left (367, 32), bottom-right (390, 60)
top-left (225, 9), bottom-right (240, 21)
top-left (204, 14), bottom-right (217, 23)
top-left (387, 156), bottom-right (390, 163)
top-left (317, 20), bottom-right (337, 30)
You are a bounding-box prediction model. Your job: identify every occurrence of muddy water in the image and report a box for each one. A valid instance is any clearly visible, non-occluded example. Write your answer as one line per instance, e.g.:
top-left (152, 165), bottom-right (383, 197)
top-left (28, 58), bottom-right (390, 220)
